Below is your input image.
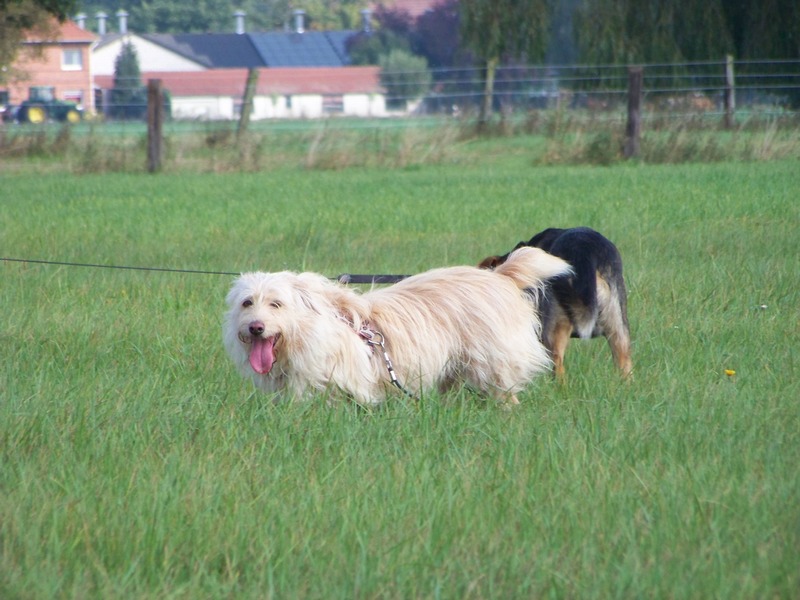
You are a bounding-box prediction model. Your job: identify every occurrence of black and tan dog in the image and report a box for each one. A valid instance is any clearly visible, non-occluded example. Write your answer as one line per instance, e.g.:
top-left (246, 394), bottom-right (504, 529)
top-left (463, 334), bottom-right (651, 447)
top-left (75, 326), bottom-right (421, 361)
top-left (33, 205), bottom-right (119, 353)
top-left (480, 227), bottom-right (632, 379)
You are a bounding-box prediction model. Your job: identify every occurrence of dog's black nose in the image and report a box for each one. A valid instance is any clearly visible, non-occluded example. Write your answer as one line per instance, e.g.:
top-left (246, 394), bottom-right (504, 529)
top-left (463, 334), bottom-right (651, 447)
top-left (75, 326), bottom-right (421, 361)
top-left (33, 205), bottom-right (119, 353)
top-left (248, 321), bottom-right (265, 336)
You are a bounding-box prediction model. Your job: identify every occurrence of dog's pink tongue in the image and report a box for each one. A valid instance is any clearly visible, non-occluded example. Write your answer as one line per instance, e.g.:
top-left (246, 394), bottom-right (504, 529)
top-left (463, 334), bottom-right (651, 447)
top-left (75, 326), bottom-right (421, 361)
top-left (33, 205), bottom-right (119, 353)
top-left (249, 336), bottom-right (275, 374)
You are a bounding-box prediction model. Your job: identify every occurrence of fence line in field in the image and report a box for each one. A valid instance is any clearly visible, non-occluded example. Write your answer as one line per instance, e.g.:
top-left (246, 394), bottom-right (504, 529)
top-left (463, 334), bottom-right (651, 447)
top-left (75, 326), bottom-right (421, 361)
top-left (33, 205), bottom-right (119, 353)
top-left (137, 56), bottom-right (795, 167)
top-left (93, 56), bottom-right (800, 123)
top-left (3, 57), bottom-right (797, 169)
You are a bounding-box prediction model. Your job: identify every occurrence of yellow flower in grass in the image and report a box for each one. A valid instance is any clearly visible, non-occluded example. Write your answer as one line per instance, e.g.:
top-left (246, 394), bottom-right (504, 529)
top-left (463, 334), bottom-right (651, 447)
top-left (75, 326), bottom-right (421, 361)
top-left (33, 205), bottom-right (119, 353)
top-left (724, 369), bottom-right (736, 377)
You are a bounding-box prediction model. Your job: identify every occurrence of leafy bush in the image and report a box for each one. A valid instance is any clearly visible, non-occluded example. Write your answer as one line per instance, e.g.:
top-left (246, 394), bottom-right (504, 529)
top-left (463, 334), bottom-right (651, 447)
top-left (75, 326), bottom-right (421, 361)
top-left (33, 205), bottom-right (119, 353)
top-left (379, 50), bottom-right (432, 110)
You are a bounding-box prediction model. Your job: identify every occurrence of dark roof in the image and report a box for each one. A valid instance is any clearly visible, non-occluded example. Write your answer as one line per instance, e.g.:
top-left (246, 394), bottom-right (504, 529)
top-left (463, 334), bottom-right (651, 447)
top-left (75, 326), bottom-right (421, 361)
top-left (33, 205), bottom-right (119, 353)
top-left (144, 33), bottom-right (264, 68)
top-left (324, 31), bottom-right (359, 65)
top-left (94, 32), bottom-right (124, 50)
top-left (95, 30), bottom-right (363, 69)
top-left (248, 31), bottom-right (357, 67)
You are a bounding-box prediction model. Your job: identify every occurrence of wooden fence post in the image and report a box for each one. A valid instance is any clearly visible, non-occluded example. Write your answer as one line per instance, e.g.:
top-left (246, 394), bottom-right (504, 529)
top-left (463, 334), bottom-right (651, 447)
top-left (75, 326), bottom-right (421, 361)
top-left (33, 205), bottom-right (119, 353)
top-left (147, 79), bottom-right (164, 173)
top-left (624, 66), bottom-right (643, 159)
top-left (724, 55), bottom-right (736, 129)
top-left (237, 68), bottom-right (259, 141)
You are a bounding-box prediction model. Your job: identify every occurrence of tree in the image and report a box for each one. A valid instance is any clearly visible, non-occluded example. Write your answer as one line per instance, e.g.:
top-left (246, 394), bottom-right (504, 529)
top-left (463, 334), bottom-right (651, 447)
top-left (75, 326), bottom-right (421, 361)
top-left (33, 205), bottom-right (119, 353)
top-left (292, 0), bottom-right (364, 30)
top-left (78, 0), bottom-right (270, 33)
top-left (347, 5), bottom-right (413, 66)
top-left (413, 0), bottom-right (462, 70)
top-left (569, 0), bottom-right (800, 105)
top-left (459, 0), bottom-right (553, 125)
top-left (573, 0), bottom-right (732, 65)
top-left (109, 41), bottom-right (146, 119)
top-left (720, 0), bottom-right (800, 60)
top-left (379, 49), bottom-right (432, 110)
top-left (0, 0), bottom-right (77, 85)
top-left (0, 0), bottom-right (76, 20)
top-left (78, 0), bottom-right (364, 34)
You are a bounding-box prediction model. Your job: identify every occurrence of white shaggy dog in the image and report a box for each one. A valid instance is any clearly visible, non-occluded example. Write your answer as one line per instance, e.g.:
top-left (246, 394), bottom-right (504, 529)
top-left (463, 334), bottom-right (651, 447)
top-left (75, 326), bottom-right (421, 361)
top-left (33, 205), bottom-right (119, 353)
top-left (223, 247), bottom-right (571, 407)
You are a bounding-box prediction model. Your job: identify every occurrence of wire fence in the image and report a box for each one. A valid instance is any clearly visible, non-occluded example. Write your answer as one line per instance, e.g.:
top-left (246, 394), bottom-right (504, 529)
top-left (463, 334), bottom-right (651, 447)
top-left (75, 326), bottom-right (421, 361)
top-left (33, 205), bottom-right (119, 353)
top-left (3, 58), bottom-right (799, 131)
top-left (412, 58), bottom-right (800, 117)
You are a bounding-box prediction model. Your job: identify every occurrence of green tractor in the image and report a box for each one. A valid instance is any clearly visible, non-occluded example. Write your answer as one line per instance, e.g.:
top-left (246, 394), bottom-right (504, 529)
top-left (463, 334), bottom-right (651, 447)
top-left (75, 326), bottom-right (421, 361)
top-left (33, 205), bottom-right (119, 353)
top-left (16, 86), bottom-right (82, 124)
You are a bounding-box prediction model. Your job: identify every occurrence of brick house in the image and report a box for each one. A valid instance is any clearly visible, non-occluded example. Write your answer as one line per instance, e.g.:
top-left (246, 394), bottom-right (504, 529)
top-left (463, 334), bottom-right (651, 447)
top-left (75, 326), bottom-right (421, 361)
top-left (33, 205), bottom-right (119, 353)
top-left (5, 19), bottom-right (97, 113)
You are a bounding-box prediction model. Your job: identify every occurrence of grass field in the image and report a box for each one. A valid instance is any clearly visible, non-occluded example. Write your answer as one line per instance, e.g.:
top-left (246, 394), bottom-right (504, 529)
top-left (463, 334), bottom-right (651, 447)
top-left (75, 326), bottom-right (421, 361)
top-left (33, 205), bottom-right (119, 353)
top-left (2, 151), bottom-right (799, 598)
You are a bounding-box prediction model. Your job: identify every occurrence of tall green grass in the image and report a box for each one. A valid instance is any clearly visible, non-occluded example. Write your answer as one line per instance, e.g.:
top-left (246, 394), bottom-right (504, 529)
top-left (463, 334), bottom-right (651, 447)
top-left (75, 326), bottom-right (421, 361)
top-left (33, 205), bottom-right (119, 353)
top-left (2, 113), bottom-right (799, 174)
top-left (2, 158), bottom-right (798, 598)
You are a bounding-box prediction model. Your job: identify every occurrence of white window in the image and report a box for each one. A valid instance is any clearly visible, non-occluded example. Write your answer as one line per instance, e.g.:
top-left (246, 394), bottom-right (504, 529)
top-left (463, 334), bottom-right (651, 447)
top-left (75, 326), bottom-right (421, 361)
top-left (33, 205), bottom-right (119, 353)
top-left (322, 95), bottom-right (344, 114)
top-left (63, 91), bottom-right (83, 107)
top-left (62, 49), bottom-right (83, 71)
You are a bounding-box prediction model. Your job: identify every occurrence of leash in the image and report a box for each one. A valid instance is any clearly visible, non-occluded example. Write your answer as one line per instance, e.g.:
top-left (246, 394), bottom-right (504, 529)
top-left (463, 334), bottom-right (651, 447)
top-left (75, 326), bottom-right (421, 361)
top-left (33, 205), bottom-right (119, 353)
top-left (359, 328), bottom-right (418, 401)
top-left (3, 258), bottom-right (409, 285)
top-left (1, 257), bottom-right (239, 276)
top-left (337, 273), bottom-right (409, 284)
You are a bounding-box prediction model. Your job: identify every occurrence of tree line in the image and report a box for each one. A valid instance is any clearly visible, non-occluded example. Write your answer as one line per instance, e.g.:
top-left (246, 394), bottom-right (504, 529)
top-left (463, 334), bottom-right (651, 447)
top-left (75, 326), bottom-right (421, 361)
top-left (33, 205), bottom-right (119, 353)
top-left (3, 0), bottom-right (798, 117)
top-left (10, 0), bottom-right (796, 65)
top-left (66, 0), bottom-right (799, 65)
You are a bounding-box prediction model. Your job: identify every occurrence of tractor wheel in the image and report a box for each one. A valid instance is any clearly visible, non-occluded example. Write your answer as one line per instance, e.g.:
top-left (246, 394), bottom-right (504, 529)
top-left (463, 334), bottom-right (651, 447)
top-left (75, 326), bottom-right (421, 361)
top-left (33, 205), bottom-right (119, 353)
top-left (26, 105), bottom-right (47, 124)
top-left (65, 109), bottom-right (81, 123)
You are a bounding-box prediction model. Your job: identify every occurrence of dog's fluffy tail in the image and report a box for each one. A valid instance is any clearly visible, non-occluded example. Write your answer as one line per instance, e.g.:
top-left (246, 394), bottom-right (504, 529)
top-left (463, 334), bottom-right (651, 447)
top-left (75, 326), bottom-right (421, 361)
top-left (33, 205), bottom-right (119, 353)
top-left (494, 246), bottom-right (572, 288)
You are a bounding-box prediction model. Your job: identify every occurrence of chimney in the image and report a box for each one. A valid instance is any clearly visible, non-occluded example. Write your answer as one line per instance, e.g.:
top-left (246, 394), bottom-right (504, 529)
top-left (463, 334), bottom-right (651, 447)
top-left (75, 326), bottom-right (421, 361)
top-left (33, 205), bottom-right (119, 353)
top-left (360, 8), bottom-right (372, 33)
top-left (293, 9), bottom-right (305, 34)
top-left (116, 10), bottom-right (129, 34)
top-left (96, 11), bottom-right (107, 35)
top-left (234, 10), bottom-right (246, 34)
top-left (75, 13), bottom-right (87, 29)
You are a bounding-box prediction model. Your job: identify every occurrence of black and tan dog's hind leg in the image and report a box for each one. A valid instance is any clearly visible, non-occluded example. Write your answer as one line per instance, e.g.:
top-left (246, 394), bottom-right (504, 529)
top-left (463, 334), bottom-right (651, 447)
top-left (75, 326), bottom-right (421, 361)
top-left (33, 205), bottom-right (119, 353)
top-left (596, 271), bottom-right (633, 378)
top-left (541, 246), bottom-right (602, 381)
top-left (541, 273), bottom-right (632, 382)
top-left (541, 303), bottom-right (573, 381)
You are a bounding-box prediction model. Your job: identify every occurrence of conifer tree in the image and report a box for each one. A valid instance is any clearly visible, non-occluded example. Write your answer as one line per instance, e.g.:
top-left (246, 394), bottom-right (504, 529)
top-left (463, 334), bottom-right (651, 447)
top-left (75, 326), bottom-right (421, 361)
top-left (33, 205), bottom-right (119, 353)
top-left (109, 42), bottom-right (146, 120)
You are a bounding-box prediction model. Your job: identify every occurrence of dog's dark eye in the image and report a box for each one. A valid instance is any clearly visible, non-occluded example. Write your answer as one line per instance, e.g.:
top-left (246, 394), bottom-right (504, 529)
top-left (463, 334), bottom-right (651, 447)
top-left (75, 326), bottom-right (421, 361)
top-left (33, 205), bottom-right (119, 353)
top-left (241, 299), bottom-right (253, 308)
top-left (270, 300), bottom-right (282, 309)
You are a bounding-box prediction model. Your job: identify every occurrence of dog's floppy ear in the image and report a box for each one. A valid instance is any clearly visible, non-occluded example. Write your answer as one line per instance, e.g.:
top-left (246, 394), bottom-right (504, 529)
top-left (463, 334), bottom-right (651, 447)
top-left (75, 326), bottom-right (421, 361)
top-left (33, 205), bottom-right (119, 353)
top-left (323, 283), bottom-right (370, 329)
top-left (290, 273), bottom-right (332, 315)
top-left (293, 272), bottom-right (369, 327)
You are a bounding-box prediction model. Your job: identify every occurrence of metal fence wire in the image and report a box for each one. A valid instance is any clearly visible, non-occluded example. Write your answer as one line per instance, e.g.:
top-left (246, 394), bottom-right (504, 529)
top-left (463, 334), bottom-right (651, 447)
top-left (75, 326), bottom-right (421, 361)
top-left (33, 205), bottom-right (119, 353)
top-left (94, 58), bottom-right (800, 117)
